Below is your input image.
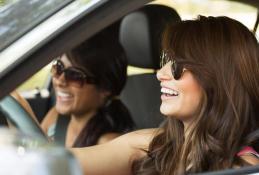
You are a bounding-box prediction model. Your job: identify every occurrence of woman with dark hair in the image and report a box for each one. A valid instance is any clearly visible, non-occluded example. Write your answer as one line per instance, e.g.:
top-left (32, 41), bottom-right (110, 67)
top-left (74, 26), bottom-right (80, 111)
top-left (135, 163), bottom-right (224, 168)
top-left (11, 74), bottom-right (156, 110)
top-left (71, 16), bottom-right (259, 175)
top-left (41, 24), bottom-right (135, 147)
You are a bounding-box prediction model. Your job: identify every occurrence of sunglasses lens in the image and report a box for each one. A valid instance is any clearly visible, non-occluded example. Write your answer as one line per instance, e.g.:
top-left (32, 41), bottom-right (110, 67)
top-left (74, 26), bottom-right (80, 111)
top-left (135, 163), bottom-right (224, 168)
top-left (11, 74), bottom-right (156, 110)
top-left (64, 68), bottom-right (86, 87)
top-left (171, 60), bottom-right (184, 80)
top-left (51, 59), bottom-right (96, 87)
top-left (51, 60), bottom-right (63, 77)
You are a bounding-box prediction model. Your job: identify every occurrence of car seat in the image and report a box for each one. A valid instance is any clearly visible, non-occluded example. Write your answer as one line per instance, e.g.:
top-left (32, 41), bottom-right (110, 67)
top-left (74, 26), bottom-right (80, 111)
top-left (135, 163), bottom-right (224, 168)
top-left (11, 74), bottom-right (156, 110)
top-left (119, 4), bottom-right (181, 129)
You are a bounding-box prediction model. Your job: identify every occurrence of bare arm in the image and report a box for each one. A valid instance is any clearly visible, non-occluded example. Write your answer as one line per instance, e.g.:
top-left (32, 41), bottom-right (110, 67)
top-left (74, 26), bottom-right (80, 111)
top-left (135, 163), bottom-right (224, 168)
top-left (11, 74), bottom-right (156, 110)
top-left (97, 132), bottom-right (121, 144)
top-left (11, 91), bottom-right (39, 125)
top-left (71, 129), bottom-right (157, 175)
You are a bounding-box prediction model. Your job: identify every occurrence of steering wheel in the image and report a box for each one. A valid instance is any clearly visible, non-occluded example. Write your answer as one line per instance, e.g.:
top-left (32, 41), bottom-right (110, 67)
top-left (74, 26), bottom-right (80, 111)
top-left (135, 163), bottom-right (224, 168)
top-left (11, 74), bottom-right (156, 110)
top-left (0, 95), bottom-right (48, 142)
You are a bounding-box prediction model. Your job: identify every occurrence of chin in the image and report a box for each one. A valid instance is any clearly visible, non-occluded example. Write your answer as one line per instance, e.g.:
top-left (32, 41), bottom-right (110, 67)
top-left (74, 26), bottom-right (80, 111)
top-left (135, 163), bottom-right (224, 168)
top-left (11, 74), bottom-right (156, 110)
top-left (160, 105), bottom-right (174, 116)
top-left (55, 105), bottom-right (71, 115)
top-left (57, 109), bottom-right (70, 115)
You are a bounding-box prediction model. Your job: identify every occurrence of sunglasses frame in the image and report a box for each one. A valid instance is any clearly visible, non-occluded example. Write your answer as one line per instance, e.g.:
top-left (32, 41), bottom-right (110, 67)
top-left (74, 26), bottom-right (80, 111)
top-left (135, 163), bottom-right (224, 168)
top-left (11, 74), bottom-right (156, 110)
top-left (51, 59), bottom-right (96, 87)
top-left (171, 59), bottom-right (185, 80)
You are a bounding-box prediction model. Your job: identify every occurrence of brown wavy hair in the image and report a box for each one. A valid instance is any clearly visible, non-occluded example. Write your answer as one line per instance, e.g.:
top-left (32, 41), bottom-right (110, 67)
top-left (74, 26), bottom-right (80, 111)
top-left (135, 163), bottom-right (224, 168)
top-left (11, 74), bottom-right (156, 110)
top-left (133, 16), bottom-right (259, 175)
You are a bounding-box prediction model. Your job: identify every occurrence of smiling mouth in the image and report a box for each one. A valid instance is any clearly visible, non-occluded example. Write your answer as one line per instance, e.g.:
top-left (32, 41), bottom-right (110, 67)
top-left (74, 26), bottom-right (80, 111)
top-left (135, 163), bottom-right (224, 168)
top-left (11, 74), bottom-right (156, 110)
top-left (161, 87), bottom-right (179, 97)
top-left (57, 91), bottom-right (72, 97)
top-left (56, 91), bottom-right (73, 101)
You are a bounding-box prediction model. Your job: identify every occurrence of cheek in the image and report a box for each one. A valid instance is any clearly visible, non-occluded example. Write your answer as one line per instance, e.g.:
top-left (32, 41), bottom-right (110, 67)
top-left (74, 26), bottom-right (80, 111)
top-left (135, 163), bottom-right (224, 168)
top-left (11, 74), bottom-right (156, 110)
top-left (160, 73), bottom-right (204, 120)
top-left (180, 77), bottom-right (204, 117)
top-left (73, 87), bottom-right (103, 110)
top-left (182, 79), bottom-right (202, 100)
top-left (182, 88), bottom-right (203, 113)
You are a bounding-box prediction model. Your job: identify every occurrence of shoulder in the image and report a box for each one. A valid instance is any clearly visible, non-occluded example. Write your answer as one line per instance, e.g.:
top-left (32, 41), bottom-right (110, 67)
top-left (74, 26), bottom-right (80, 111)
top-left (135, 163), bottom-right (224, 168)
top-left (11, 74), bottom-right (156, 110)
top-left (41, 107), bottom-right (59, 133)
top-left (97, 128), bottom-right (158, 148)
top-left (110, 128), bottom-right (160, 160)
top-left (97, 132), bottom-right (121, 144)
top-left (124, 128), bottom-right (159, 147)
top-left (112, 129), bottom-right (158, 145)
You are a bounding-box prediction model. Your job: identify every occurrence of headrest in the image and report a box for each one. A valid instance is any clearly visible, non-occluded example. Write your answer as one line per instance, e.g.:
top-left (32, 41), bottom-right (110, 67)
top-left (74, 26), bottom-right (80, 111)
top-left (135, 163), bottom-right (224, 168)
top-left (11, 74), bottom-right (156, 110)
top-left (119, 4), bottom-right (181, 69)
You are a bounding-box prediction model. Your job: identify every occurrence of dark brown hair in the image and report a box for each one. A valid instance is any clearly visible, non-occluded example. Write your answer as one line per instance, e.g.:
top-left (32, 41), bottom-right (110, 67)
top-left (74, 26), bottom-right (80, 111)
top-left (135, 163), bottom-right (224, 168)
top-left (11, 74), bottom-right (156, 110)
top-left (133, 16), bottom-right (259, 175)
top-left (65, 22), bottom-right (135, 147)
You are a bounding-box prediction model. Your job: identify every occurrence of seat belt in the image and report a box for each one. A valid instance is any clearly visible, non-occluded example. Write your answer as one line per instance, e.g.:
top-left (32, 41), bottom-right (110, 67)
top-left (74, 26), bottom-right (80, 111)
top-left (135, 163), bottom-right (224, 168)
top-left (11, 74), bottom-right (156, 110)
top-left (54, 114), bottom-right (70, 146)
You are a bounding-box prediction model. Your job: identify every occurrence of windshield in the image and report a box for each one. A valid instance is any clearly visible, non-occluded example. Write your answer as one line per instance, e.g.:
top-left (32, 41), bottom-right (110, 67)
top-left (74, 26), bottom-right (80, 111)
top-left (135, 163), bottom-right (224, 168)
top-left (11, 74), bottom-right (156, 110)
top-left (0, 0), bottom-right (105, 75)
top-left (0, 0), bottom-right (73, 52)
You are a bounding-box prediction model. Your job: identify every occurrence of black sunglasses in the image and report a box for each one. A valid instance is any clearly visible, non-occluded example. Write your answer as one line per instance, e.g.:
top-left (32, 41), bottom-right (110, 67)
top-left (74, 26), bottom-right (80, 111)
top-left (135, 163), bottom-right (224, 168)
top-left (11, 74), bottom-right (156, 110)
top-left (51, 59), bottom-right (96, 87)
top-left (160, 53), bottom-right (185, 80)
top-left (171, 59), bottom-right (185, 80)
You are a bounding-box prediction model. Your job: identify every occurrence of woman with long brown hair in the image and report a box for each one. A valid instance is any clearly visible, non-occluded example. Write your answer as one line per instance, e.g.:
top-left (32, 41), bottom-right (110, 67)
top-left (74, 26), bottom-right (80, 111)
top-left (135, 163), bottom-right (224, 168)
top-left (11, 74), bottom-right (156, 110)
top-left (72, 16), bottom-right (259, 175)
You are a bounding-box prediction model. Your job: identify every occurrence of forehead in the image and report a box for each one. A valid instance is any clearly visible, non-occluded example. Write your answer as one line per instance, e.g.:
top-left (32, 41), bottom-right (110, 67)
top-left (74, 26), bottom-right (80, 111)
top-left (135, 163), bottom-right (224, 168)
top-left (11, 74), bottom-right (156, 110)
top-left (60, 55), bottom-right (72, 67)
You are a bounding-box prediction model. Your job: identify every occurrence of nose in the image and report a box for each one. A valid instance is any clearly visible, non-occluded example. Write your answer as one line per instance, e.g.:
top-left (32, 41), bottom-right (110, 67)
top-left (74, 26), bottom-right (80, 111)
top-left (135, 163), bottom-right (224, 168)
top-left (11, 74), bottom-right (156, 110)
top-left (156, 62), bottom-right (172, 82)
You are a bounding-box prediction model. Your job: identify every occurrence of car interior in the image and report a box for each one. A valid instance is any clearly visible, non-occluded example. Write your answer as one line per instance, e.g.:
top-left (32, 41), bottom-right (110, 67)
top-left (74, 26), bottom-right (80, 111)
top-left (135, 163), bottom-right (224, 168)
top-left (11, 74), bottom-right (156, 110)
top-left (18, 3), bottom-right (183, 130)
top-left (1, 0), bottom-right (259, 174)
top-left (120, 4), bottom-right (181, 129)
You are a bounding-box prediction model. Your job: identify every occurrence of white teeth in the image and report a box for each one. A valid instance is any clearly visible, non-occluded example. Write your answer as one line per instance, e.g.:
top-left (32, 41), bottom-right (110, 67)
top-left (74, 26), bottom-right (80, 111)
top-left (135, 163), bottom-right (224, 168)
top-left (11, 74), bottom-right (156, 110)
top-left (56, 91), bottom-right (72, 97)
top-left (161, 87), bottom-right (179, 96)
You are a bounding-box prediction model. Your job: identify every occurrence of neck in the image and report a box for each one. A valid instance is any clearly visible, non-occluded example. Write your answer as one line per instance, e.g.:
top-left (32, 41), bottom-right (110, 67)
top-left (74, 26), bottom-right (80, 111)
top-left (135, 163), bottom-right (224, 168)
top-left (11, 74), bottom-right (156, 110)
top-left (70, 110), bottom-right (96, 129)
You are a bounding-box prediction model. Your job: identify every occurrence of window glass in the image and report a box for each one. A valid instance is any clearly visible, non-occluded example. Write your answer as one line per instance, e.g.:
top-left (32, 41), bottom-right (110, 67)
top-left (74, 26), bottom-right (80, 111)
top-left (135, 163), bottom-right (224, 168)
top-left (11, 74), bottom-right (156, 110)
top-left (0, 0), bottom-right (73, 51)
top-left (17, 64), bottom-right (51, 92)
top-left (0, 0), bottom-right (104, 75)
top-left (153, 0), bottom-right (258, 36)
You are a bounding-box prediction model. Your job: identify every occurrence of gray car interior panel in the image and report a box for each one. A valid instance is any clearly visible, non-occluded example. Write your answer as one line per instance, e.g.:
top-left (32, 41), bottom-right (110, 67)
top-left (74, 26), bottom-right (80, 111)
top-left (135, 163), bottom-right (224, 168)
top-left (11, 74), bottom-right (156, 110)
top-left (120, 4), bottom-right (181, 129)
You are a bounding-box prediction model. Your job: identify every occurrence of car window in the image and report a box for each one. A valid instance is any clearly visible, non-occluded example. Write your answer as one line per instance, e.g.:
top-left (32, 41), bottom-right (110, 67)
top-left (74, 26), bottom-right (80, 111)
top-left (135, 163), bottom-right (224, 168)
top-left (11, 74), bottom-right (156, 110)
top-left (0, 0), bottom-right (73, 51)
top-left (0, 0), bottom-right (106, 75)
top-left (155, 0), bottom-right (258, 34)
top-left (17, 64), bottom-right (51, 92)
